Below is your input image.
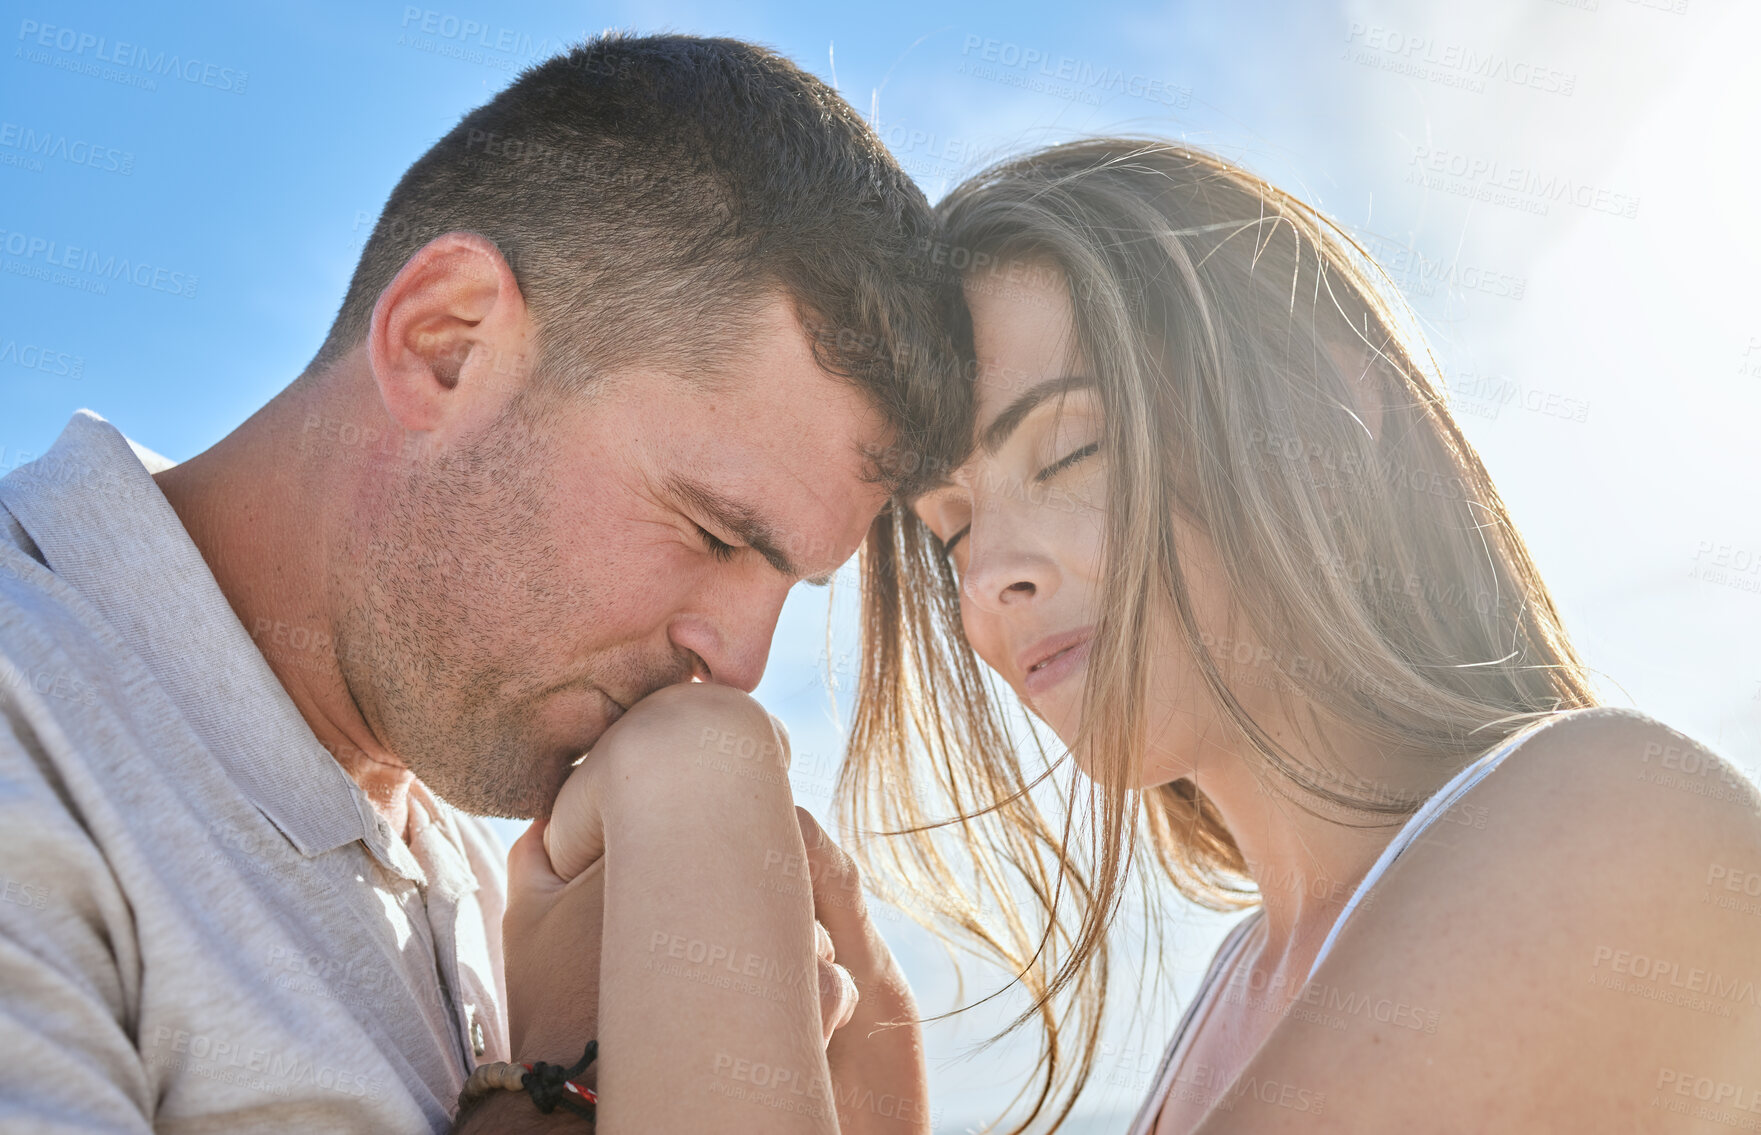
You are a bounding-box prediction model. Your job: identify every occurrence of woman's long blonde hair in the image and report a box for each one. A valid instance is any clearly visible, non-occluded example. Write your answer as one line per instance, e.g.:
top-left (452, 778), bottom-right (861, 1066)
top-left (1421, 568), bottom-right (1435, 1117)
top-left (841, 139), bottom-right (1598, 1132)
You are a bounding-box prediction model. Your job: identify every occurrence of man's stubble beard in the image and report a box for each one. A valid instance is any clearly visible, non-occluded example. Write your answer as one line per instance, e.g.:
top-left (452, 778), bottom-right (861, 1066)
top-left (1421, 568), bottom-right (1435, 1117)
top-left (335, 394), bottom-right (594, 819)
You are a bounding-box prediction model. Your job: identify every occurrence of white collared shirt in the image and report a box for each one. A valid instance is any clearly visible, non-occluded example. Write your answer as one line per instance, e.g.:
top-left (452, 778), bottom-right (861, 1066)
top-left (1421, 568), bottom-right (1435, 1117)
top-left (0, 411), bottom-right (508, 1133)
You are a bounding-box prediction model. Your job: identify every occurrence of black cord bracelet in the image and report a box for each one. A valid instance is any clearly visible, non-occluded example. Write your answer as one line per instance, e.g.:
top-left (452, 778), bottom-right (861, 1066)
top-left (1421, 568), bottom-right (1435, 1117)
top-left (458, 1041), bottom-right (598, 1125)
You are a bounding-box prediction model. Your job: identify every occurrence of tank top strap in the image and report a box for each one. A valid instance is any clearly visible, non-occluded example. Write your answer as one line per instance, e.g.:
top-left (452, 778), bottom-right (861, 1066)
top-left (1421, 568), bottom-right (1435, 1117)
top-left (1304, 706), bottom-right (1610, 984)
top-left (1127, 908), bottom-right (1266, 1135)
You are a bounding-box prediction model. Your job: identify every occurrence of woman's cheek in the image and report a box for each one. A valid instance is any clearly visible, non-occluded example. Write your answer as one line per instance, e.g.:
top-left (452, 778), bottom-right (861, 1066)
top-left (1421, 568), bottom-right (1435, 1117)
top-left (959, 604), bottom-right (1006, 683)
top-left (1054, 483), bottom-right (1108, 584)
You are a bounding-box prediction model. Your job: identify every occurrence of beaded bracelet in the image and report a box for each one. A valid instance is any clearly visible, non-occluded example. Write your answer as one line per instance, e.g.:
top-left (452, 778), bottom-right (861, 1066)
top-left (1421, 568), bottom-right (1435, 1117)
top-left (458, 1041), bottom-right (597, 1124)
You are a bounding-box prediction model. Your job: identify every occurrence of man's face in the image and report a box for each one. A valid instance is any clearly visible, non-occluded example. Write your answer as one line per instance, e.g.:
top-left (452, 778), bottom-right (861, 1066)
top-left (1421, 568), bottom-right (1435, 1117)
top-left (341, 296), bottom-right (891, 818)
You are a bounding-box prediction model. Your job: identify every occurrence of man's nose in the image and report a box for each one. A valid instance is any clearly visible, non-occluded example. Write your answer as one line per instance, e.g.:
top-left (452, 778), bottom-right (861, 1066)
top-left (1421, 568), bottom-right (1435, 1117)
top-left (667, 583), bottom-right (789, 693)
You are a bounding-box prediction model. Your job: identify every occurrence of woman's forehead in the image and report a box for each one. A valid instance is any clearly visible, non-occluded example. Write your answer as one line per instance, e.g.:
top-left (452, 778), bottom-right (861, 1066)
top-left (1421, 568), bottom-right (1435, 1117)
top-left (965, 266), bottom-right (1081, 414)
top-left (971, 331), bottom-right (1083, 425)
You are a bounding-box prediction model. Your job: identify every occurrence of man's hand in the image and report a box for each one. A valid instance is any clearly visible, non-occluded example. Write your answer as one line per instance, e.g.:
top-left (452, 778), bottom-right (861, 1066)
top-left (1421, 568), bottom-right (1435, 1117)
top-left (502, 816), bottom-right (606, 1069)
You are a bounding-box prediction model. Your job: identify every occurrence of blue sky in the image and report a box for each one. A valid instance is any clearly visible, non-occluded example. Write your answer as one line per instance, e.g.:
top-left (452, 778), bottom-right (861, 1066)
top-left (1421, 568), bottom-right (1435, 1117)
top-left (7, 1), bottom-right (1761, 1130)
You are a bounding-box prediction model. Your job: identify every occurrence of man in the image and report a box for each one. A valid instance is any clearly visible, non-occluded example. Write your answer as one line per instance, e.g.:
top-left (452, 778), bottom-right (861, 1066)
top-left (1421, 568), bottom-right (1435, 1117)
top-left (0, 33), bottom-right (964, 1132)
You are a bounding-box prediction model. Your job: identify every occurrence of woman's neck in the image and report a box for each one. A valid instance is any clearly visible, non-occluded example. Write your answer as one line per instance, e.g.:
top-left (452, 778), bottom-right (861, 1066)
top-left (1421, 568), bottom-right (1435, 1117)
top-left (1168, 710), bottom-right (1443, 979)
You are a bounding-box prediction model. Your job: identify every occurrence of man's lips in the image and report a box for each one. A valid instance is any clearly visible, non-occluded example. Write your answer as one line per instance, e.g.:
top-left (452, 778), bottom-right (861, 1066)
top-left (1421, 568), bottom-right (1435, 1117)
top-left (598, 685), bottom-right (629, 723)
top-left (1017, 627), bottom-right (1095, 696)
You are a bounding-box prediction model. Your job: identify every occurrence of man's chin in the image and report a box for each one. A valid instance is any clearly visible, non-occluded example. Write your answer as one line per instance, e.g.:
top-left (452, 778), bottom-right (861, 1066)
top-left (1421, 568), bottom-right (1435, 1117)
top-left (416, 720), bottom-right (588, 820)
top-left (419, 747), bottom-right (575, 820)
top-left (418, 686), bottom-right (621, 819)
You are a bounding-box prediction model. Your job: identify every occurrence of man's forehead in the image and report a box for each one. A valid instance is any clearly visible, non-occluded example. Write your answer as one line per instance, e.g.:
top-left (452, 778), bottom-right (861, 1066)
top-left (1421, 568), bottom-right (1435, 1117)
top-left (651, 293), bottom-right (904, 545)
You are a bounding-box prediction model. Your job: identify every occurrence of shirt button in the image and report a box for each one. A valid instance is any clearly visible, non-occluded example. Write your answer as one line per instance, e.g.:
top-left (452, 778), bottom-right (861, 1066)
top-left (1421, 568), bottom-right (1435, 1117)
top-left (470, 1013), bottom-right (486, 1058)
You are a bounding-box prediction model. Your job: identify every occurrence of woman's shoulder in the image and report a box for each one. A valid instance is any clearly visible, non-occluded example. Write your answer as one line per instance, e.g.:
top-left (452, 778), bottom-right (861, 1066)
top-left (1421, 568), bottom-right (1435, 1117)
top-left (1429, 704), bottom-right (1761, 945)
top-left (1183, 707), bottom-right (1761, 1130)
top-left (1485, 704), bottom-right (1758, 822)
top-left (1377, 705), bottom-right (1761, 931)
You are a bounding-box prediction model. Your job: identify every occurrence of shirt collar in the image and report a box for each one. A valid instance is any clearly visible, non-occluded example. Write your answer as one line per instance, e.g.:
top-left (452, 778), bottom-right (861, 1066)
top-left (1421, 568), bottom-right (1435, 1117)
top-left (0, 410), bottom-right (385, 860)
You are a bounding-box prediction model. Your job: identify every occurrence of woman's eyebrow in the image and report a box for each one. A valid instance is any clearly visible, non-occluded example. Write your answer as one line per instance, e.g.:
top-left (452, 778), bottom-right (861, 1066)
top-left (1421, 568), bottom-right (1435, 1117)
top-left (978, 374), bottom-right (1096, 455)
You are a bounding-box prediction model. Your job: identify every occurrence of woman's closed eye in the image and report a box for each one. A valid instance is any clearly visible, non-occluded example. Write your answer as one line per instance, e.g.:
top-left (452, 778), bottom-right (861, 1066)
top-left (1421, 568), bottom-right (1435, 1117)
top-left (930, 442), bottom-right (1097, 561)
top-left (1035, 442), bottom-right (1100, 483)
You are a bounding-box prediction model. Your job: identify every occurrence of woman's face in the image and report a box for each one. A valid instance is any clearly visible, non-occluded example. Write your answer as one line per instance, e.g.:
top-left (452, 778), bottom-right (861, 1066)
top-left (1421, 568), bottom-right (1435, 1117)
top-left (912, 264), bottom-right (1252, 785)
top-left (913, 265), bottom-right (1108, 749)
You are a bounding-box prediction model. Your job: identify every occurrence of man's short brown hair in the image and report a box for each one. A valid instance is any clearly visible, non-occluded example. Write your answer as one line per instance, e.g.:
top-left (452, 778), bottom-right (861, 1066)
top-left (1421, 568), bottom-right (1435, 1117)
top-left (311, 32), bottom-right (968, 495)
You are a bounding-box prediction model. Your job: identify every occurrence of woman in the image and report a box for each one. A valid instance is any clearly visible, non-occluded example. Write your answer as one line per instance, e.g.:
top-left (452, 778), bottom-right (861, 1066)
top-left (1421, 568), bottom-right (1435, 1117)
top-left (842, 140), bottom-right (1761, 1133)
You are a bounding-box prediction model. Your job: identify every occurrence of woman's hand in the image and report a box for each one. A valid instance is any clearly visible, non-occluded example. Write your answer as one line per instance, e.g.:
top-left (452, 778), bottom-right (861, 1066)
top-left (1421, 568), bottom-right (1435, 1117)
top-left (483, 681), bottom-right (870, 1133)
top-left (537, 685), bottom-right (860, 1047)
top-left (796, 808), bottom-right (932, 1135)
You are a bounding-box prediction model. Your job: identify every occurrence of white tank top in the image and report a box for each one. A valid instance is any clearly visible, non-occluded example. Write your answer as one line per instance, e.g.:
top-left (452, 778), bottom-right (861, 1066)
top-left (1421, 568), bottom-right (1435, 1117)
top-left (1124, 706), bottom-right (1620, 1135)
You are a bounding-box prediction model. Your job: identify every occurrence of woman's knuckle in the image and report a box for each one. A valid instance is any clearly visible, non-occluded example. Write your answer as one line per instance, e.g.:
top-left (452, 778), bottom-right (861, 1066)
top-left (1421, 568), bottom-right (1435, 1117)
top-left (827, 843), bottom-right (860, 881)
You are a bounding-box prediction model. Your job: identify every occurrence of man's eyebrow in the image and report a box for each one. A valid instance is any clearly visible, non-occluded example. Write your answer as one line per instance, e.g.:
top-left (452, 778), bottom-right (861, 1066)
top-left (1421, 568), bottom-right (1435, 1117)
top-left (980, 374), bottom-right (1097, 455)
top-left (667, 475), bottom-right (831, 584)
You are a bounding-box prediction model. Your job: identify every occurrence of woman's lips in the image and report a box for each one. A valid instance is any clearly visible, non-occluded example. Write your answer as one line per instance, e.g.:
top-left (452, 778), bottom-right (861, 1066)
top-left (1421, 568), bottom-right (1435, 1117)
top-left (1021, 635), bottom-right (1093, 697)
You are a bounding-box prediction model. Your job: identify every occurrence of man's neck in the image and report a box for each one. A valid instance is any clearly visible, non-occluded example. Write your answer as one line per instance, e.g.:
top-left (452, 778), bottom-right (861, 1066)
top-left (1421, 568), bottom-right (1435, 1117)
top-left (152, 371), bottom-right (419, 842)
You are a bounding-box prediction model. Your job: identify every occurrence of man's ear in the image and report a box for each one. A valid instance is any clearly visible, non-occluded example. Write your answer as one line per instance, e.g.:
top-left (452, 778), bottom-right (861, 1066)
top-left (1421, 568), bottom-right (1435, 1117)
top-left (366, 231), bottom-right (532, 437)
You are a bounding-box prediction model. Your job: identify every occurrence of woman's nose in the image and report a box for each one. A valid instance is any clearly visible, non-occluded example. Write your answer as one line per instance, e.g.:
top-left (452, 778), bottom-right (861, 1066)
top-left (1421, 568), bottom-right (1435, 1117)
top-left (959, 519), bottom-right (1057, 614)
